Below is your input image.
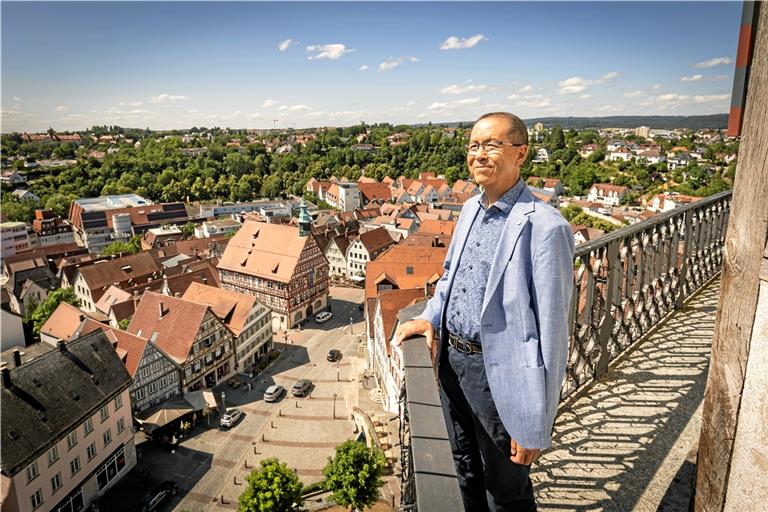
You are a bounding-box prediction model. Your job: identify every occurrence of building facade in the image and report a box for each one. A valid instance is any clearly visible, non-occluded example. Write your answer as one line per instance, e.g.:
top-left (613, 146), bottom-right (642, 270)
top-left (0, 332), bottom-right (136, 512)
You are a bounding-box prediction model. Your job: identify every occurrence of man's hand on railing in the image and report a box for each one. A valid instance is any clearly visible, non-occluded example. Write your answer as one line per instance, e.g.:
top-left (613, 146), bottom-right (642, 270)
top-left (510, 438), bottom-right (540, 466)
top-left (394, 319), bottom-right (434, 349)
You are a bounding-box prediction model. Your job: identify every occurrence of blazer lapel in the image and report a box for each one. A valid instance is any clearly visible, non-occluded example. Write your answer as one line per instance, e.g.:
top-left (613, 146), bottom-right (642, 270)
top-left (481, 188), bottom-right (536, 317)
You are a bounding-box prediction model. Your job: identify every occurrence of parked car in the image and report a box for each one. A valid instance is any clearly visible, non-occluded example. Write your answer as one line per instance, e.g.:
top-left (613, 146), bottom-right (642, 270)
top-left (220, 408), bottom-right (243, 428)
top-left (327, 349), bottom-right (342, 362)
top-left (264, 385), bottom-right (286, 402)
top-left (292, 379), bottom-right (312, 397)
top-left (139, 481), bottom-right (178, 512)
top-left (315, 311), bottom-right (333, 323)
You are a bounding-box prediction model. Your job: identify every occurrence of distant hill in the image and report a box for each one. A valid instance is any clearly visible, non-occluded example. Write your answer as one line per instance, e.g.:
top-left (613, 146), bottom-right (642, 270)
top-left (431, 114), bottom-right (728, 131)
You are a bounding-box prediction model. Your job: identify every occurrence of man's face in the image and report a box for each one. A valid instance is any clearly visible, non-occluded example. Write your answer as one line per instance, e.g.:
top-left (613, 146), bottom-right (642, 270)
top-left (467, 117), bottom-right (527, 191)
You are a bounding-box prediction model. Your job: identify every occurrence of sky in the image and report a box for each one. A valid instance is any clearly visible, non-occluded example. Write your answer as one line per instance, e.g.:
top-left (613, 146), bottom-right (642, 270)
top-left (1, 1), bottom-right (743, 132)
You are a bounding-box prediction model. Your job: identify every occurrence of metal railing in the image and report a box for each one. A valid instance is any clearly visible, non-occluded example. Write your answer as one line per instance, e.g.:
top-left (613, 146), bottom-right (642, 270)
top-left (564, 190), bottom-right (731, 399)
top-left (396, 190), bottom-right (732, 510)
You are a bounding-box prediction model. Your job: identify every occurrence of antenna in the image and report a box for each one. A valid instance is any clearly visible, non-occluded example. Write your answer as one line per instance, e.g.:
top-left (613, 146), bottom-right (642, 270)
top-left (273, 119), bottom-right (278, 129)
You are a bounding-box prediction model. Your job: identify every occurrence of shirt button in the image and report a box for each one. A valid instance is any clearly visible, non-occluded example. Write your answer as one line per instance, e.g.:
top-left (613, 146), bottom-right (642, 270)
top-left (462, 288), bottom-right (466, 293)
top-left (476, 242), bottom-right (480, 247)
top-left (469, 265), bottom-right (473, 270)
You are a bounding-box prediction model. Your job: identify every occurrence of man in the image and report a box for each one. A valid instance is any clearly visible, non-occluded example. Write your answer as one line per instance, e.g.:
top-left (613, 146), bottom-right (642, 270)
top-left (395, 112), bottom-right (574, 511)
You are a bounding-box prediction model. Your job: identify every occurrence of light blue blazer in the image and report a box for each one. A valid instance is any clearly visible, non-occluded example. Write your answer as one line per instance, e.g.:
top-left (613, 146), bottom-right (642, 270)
top-left (416, 185), bottom-right (575, 449)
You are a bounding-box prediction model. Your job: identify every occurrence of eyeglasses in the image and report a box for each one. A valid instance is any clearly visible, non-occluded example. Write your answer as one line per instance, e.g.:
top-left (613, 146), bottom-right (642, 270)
top-left (466, 140), bottom-right (526, 155)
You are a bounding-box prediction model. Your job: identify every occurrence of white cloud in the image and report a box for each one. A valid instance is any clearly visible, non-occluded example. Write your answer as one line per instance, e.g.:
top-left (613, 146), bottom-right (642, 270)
top-left (119, 101), bottom-right (143, 107)
top-left (306, 43), bottom-right (353, 60)
top-left (681, 74), bottom-right (704, 82)
top-left (694, 94), bottom-right (730, 103)
top-left (62, 114), bottom-right (90, 122)
top-left (652, 83), bottom-right (663, 90)
top-left (13, 97), bottom-right (22, 102)
top-left (56, 106), bottom-right (69, 113)
top-left (262, 99), bottom-right (280, 108)
top-left (427, 97), bottom-right (480, 110)
top-left (518, 84), bottom-right (533, 93)
top-left (150, 93), bottom-right (189, 104)
top-left (249, 113), bottom-right (262, 118)
top-left (278, 39), bottom-right (294, 52)
top-left (440, 84), bottom-right (488, 95)
top-left (509, 94), bottom-right (553, 109)
top-left (359, 65), bottom-right (369, 71)
top-left (712, 75), bottom-right (729, 81)
top-left (579, 94), bottom-right (591, 100)
top-left (694, 57), bottom-right (733, 68)
top-left (657, 93), bottom-right (690, 102)
top-left (557, 76), bottom-right (593, 94)
top-left (624, 90), bottom-right (646, 98)
top-left (601, 71), bottom-right (620, 80)
top-left (440, 34), bottom-right (487, 50)
top-left (378, 56), bottom-right (419, 72)
top-left (188, 109), bottom-right (200, 114)
top-left (278, 104), bottom-right (311, 112)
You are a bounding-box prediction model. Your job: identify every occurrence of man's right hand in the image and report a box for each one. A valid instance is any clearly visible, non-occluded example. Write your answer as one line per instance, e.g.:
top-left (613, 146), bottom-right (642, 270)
top-left (394, 319), bottom-right (434, 349)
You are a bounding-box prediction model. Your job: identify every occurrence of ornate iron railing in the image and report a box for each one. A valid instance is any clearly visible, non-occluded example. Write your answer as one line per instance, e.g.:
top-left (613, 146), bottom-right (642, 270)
top-left (397, 190), bottom-right (732, 510)
top-left (563, 190), bottom-right (731, 399)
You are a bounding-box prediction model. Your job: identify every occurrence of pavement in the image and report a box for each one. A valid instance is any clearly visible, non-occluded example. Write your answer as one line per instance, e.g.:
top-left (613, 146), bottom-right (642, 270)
top-left (531, 279), bottom-right (719, 511)
top-left (106, 286), bottom-right (397, 512)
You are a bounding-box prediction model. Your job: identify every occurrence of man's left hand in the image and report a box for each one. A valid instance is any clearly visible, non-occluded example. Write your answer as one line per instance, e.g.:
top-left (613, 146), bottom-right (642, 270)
top-left (509, 439), bottom-right (540, 465)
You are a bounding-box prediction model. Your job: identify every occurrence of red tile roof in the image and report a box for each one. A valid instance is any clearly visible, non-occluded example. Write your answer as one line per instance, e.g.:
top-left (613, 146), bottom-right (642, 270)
top-left (182, 282), bottom-right (257, 337)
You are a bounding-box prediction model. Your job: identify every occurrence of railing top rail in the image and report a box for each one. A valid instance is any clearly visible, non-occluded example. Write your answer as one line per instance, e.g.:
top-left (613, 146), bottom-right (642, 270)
top-left (574, 189), bottom-right (732, 256)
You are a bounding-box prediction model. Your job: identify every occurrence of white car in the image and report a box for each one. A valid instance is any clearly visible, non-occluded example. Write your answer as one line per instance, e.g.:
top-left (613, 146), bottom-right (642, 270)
top-left (220, 408), bottom-right (242, 428)
top-left (315, 311), bottom-right (333, 324)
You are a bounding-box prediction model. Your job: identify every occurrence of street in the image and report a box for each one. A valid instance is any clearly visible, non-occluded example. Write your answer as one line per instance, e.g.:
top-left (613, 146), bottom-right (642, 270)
top-left (106, 286), bottom-right (394, 511)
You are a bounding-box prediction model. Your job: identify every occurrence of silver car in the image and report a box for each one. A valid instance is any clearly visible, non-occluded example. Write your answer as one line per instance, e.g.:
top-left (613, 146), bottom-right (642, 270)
top-left (264, 385), bottom-right (286, 403)
top-left (220, 408), bottom-right (242, 428)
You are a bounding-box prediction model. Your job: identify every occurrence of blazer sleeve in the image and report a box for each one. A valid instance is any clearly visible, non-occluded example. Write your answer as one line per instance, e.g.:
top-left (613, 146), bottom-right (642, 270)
top-left (413, 220), bottom-right (459, 329)
top-left (532, 222), bottom-right (575, 439)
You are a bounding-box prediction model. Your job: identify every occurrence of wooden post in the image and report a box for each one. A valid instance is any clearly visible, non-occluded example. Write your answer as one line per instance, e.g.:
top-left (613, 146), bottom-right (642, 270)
top-left (695, 3), bottom-right (768, 510)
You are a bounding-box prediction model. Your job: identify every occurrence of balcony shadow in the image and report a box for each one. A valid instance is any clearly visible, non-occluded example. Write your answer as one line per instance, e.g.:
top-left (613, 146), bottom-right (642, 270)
top-left (532, 280), bottom-right (719, 511)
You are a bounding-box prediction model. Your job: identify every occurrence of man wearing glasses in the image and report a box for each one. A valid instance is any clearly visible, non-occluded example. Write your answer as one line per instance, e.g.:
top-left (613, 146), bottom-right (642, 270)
top-left (396, 112), bottom-right (574, 511)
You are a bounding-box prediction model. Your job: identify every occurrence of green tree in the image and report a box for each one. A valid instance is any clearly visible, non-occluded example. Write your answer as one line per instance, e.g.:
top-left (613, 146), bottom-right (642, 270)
top-left (182, 221), bottom-right (196, 238)
top-left (30, 287), bottom-right (80, 334)
top-left (323, 440), bottom-right (385, 511)
top-left (238, 458), bottom-right (303, 512)
top-left (550, 125), bottom-right (566, 151)
top-left (101, 235), bottom-right (141, 256)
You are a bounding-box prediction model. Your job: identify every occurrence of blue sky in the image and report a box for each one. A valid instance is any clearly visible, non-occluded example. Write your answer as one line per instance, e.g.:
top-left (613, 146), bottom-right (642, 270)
top-left (2, 1), bottom-right (742, 131)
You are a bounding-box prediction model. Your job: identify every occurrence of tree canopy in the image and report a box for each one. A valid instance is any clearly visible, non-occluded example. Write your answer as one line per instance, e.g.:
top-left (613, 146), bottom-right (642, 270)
top-left (322, 440), bottom-right (385, 511)
top-left (30, 287), bottom-right (80, 334)
top-left (238, 458), bottom-right (303, 512)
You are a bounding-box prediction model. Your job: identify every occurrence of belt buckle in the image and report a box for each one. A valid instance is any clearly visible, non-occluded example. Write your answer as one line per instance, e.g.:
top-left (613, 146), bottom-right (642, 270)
top-left (452, 334), bottom-right (471, 354)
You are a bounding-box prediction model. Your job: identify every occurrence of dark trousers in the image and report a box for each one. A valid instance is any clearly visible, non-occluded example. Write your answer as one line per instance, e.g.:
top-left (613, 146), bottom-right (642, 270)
top-left (438, 345), bottom-right (537, 512)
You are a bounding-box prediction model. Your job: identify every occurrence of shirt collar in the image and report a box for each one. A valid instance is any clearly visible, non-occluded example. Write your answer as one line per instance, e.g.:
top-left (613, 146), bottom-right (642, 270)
top-left (478, 179), bottom-right (525, 213)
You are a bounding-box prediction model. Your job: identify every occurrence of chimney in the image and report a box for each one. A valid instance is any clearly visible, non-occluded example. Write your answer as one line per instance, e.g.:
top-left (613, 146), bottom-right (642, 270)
top-left (1, 368), bottom-right (10, 388)
top-left (174, 292), bottom-right (180, 298)
top-left (434, 235), bottom-right (439, 247)
top-left (57, 339), bottom-right (67, 352)
top-left (158, 301), bottom-right (165, 319)
top-left (133, 290), bottom-right (139, 309)
top-left (12, 349), bottom-right (22, 368)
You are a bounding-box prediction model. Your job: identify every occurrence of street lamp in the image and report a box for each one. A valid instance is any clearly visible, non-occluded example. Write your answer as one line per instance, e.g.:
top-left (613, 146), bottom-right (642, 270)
top-left (221, 391), bottom-right (226, 413)
top-left (349, 317), bottom-right (353, 334)
top-left (333, 393), bottom-right (337, 419)
top-left (336, 364), bottom-right (340, 382)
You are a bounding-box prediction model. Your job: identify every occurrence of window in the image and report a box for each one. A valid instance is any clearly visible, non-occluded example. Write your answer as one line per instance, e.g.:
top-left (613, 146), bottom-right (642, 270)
top-left (87, 442), bottom-right (97, 461)
top-left (96, 446), bottom-right (126, 491)
top-left (84, 418), bottom-right (94, 436)
top-left (30, 489), bottom-right (43, 509)
top-left (66, 431), bottom-right (78, 450)
top-left (47, 446), bottom-right (59, 466)
top-left (99, 405), bottom-right (109, 422)
top-left (117, 417), bottom-right (125, 433)
top-left (103, 429), bottom-right (112, 447)
top-left (70, 456), bottom-right (81, 476)
top-left (51, 472), bottom-right (62, 492)
top-left (26, 461), bottom-right (39, 482)
top-left (114, 394), bottom-right (123, 410)
top-left (136, 388), bottom-right (145, 401)
top-left (148, 381), bottom-right (157, 394)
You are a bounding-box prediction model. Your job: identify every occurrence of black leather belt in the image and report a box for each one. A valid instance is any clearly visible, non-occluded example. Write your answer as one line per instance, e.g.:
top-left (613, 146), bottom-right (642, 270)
top-left (448, 333), bottom-right (483, 354)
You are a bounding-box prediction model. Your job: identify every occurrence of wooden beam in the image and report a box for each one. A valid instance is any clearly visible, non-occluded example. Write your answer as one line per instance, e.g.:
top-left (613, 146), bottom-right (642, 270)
top-left (695, 2), bottom-right (768, 511)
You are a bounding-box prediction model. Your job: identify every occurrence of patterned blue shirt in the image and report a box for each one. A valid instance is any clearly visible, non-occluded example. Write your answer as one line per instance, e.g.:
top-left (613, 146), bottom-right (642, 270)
top-left (445, 179), bottom-right (526, 343)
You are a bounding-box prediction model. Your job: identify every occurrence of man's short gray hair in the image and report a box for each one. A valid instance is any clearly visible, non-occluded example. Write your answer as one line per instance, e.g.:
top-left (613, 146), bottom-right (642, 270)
top-left (474, 112), bottom-right (529, 145)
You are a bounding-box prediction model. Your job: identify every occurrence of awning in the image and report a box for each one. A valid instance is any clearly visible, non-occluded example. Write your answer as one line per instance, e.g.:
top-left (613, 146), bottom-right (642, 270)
top-left (136, 395), bottom-right (195, 433)
top-left (184, 390), bottom-right (217, 411)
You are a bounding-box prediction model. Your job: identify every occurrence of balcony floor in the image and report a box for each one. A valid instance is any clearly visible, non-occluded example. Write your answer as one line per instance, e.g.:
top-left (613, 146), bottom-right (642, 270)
top-left (532, 278), bottom-right (719, 511)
